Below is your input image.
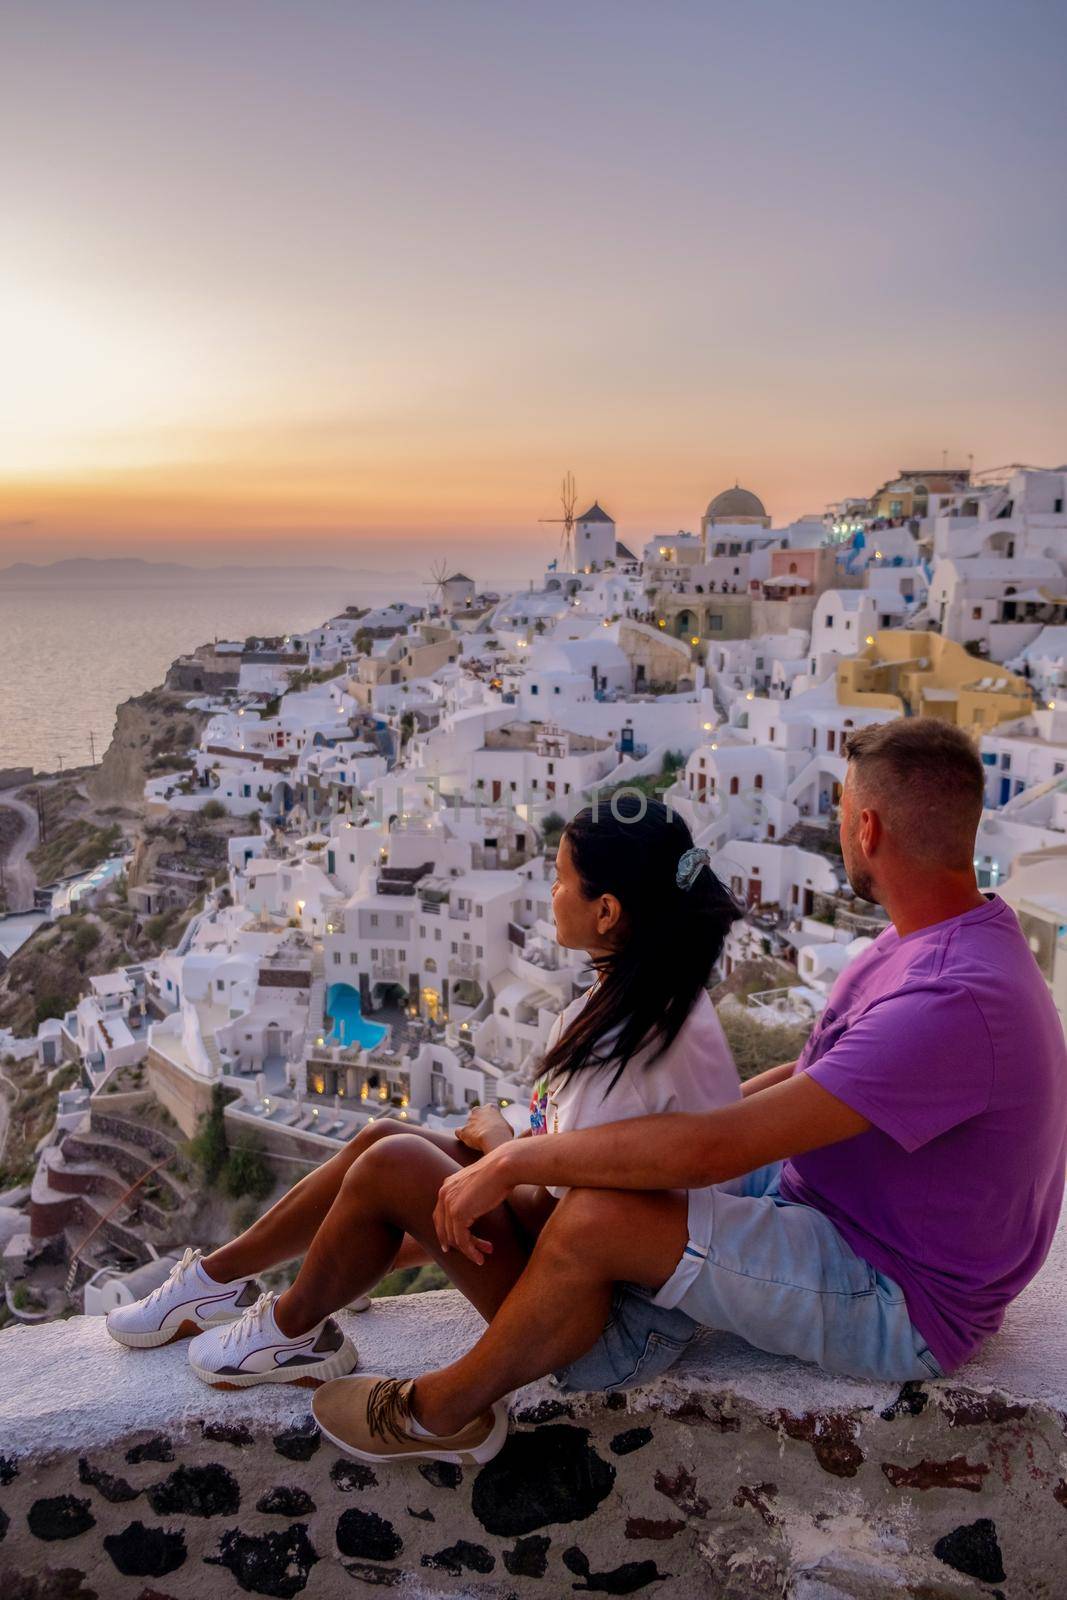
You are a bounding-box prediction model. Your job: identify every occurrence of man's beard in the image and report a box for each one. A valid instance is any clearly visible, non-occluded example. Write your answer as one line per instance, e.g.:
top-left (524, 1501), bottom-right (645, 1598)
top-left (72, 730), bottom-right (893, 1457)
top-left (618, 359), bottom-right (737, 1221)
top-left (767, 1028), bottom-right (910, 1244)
top-left (842, 835), bottom-right (877, 905)
top-left (845, 865), bottom-right (877, 904)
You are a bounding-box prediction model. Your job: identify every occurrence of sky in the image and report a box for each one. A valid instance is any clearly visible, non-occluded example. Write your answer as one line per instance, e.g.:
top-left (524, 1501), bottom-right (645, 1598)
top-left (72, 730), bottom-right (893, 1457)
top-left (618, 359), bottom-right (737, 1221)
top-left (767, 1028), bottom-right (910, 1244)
top-left (2, 0), bottom-right (1065, 577)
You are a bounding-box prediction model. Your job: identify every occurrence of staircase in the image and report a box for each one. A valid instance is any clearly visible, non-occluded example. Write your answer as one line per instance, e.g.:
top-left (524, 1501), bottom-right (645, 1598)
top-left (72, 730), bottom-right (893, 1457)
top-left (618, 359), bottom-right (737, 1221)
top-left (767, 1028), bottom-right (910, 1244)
top-left (308, 945), bottom-right (327, 1043)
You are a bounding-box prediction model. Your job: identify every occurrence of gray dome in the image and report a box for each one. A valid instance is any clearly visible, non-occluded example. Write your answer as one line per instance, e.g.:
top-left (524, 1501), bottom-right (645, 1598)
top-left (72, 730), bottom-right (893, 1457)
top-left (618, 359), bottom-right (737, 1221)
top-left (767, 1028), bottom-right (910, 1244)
top-left (705, 486), bottom-right (767, 521)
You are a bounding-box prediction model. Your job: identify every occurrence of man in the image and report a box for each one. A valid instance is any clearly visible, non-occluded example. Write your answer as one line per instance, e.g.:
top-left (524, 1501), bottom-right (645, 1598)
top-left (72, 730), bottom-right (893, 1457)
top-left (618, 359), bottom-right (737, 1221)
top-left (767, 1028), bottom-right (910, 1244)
top-left (313, 717), bottom-right (1067, 1466)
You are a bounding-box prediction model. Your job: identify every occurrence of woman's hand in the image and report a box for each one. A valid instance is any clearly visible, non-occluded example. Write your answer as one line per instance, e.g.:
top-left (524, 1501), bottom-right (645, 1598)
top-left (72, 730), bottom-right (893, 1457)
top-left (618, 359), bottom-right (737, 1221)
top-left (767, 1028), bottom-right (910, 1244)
top-left (434, 1144), bottom-right (517, 1264)
top-left (455, 1103), bottom-right (515, 1156)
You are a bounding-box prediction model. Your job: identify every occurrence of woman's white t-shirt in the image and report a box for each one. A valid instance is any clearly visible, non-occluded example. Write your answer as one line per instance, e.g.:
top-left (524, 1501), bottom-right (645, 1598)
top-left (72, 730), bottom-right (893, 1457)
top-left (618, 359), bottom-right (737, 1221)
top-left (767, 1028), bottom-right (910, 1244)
top-left (528, 986), bottom-right (740, 1198)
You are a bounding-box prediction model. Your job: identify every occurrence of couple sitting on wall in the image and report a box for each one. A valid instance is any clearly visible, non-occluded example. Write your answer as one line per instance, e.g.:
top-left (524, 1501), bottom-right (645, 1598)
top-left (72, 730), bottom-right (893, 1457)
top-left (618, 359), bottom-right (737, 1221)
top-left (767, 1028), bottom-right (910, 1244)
top-left (107, 718), bottom-right (1067, 1469)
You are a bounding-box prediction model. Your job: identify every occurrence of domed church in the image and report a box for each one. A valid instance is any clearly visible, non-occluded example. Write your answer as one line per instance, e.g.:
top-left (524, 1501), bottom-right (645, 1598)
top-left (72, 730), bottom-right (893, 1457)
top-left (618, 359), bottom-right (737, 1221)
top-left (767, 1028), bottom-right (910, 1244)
top-left (700, 485), bottom-right (771, 541)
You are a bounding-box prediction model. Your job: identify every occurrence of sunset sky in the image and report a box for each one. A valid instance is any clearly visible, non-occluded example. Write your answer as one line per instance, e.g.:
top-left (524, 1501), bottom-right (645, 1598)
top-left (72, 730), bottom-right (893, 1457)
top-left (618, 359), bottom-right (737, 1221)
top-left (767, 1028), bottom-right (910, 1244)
top-left (2, 0), bottom-right (1065, 576)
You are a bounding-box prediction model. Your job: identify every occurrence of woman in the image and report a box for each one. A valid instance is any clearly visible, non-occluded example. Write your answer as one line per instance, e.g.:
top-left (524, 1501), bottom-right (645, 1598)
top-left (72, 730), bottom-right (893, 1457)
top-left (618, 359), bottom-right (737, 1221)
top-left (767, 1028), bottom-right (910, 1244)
top-left (107, 796), bottom-right (741, 1445)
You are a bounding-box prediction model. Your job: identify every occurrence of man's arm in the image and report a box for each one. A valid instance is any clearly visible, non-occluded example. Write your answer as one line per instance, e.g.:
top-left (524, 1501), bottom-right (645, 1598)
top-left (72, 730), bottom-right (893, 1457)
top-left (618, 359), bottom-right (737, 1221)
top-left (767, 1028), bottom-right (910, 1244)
top-left (434, 1074), bottom-right (868, 1258)
top-left (741, 1060), bottom-right (797, 1097)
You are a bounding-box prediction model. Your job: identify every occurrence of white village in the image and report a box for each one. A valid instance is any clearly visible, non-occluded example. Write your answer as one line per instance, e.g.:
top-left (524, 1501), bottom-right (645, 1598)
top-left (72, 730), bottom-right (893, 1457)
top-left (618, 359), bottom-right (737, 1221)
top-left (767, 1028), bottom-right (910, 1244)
top-left (4, 463), bottom-right (1067, 1318)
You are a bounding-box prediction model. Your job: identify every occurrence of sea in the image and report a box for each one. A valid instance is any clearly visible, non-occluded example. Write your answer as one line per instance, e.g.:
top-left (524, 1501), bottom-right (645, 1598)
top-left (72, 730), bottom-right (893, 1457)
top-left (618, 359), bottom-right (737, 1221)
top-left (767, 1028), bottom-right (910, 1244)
top-left (0, 570), bottom-right (432, 774)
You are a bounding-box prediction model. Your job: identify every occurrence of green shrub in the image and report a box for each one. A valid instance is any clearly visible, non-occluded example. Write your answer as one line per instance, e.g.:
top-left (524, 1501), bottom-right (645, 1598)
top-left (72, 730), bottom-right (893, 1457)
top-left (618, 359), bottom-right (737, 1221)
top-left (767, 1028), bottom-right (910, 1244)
top-left (71, 922), bottom-right (101, 959)
top-left (223, 1140), bottom-right (275, 1202)
top-left (188, 1082), bottom-right (229, 1184)
top-left (200, 799), bottom-right (226, 820)
top-left (34, 993), bottom-right (71, 1027)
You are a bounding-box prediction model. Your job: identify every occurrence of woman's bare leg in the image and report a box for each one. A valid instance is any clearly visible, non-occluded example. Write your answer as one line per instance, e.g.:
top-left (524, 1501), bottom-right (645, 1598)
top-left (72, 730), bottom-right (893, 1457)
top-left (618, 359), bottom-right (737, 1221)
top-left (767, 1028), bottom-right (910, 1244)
top-left (273, 1132), bottom-right (531, 1337)
top-left (203, 1121), bottom-right (475, 1283)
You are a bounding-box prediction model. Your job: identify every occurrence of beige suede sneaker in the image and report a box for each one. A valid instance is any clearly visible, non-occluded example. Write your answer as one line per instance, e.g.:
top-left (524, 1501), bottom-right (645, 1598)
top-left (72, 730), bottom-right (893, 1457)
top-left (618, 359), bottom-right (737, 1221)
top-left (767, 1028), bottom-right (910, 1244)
top-left (313, 1374), bottom-right (508, 1465)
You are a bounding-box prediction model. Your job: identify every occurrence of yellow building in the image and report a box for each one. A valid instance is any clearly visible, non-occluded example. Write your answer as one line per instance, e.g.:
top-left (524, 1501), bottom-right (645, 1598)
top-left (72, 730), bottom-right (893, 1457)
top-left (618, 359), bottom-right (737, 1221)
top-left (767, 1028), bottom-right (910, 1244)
top-left (836, 631), bottom-right (1032, 734)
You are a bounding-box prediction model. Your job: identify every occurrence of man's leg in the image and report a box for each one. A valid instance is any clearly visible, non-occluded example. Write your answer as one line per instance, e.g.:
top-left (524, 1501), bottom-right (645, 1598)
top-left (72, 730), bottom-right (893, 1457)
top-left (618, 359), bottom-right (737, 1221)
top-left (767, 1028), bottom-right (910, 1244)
top-left (203, 1121), bottom-right (475, 1284)
top-left (413, 1187), bottom-right (688, 1436)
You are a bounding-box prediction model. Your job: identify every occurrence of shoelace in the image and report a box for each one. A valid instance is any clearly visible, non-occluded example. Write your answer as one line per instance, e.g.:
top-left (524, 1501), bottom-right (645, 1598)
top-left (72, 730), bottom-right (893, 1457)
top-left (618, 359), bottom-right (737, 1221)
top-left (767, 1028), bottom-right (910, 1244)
top-left (366, 1377), bottom-right (417, 1443)
top-left (143, 1246), bottom-right (201, 1309)
top-left (219, 1290), bottom-right (277, 1351)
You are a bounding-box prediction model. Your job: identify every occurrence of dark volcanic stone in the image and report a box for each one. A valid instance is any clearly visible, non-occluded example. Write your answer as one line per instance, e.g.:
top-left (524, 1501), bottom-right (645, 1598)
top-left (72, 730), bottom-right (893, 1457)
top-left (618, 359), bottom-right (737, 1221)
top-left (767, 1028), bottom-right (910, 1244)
top-left (940, 1390), bottom-right (1027, 1428)
top-left (0, 1454), bottom-right (17, 1485)
top-left (933, 1518), bottom-right (1006, 1584)
top-left (503, 1534), bottom-right (551, 1577)
top-left (563, 1544), bottom-right (668, 1593)
top-left (1, 1570), bottom-right (100, 1599)
top-left (202, 1420), bottom-right (255, 1447)
top-left (422, 1540), bottom-right (495, 1575)
top-left (0, 1503), bottom-right (7, 1542)
top-left (880, 1380), bottom-right (929, 1421)
top-left (78, 1457), bottom-right (140, 1503)
top-left (625, 1517), bottom-right (685, 1540)
top-left (125, 1435), bottom-right (174, 1465)
top-left (653, 1464), bottom-right (709, 1518)
top-left (603, 1392), bottom-right (627, 1409)
top-left (418, 1460), bottom-right (462, 1489)
top-left (610, 1427), bottom-right (653, 1456)
top-left (27, 1496), bottom-right (96, 1541)
top-left (407, 1506), bottom-right (435, 1521)
top-left (330, 1458), bottom-right (377, 1491)
top-left (731, 1482), bottom-right (778, 1527)
top-left (272, 1420), bottom-right (320, 1462)
top-left (146, 1464), bottom-right (240, 1518)
top-left (209, 1523), bottom-right (319, 1598)
top-left (339, 1564), bottom-right (402, 1588)
top-left (256, 1486), bottom-right (316, 1517)
top-left (883, 1455), bottom-right (990, 1493)
top-left (335, 1507), bottom-right (403, 1562)
top-left (472, 1424), bottom-right (615, 1537)
top-left (103, 1520), bottom-right (187, 1578)
top-left (514, 1398), bottom-right (573, 1424)
top-left (769, 1410), bottom-right (864, 1477)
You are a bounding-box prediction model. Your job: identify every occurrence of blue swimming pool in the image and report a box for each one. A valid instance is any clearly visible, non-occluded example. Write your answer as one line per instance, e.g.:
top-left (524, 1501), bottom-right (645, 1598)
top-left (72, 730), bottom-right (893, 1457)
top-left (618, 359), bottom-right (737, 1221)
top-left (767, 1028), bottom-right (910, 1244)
top-left (325, 983), bottom-right (388, 1050)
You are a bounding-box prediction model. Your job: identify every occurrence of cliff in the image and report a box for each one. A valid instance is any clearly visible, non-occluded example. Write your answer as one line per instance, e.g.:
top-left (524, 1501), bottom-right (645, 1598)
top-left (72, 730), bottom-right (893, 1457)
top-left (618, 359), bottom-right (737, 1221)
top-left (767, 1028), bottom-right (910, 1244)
top-left (89, 689), bottom-right (206, 809)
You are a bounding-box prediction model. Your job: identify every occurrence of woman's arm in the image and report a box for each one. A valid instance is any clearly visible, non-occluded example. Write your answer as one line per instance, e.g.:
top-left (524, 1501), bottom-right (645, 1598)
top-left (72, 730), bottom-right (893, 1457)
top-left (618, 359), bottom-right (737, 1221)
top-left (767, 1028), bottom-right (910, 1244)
top-left (434, 1074), bottom-right (869, 1259)
top-left (741, 1060), bottom-right (797, 1097)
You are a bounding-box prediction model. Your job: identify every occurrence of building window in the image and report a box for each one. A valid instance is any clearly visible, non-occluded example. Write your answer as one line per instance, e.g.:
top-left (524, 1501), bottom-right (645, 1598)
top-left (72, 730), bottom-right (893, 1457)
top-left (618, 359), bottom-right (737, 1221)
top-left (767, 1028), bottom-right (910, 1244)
top-left (333, 952), bottom-right (341, 966)
top-left (729, 777), bottom-right (739, 796)
top-left (370, 913), bottom-right (378, 928)
top-left (755, 774), bottom-right (763, 790)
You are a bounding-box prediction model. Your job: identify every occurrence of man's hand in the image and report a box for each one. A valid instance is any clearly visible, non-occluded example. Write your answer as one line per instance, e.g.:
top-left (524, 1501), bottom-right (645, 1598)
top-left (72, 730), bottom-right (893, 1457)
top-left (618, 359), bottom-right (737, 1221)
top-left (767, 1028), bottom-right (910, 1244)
top-left (455, 1103), bottom-right (515, 1156)
top-left (434, 1144), bottom-right (516, 1264)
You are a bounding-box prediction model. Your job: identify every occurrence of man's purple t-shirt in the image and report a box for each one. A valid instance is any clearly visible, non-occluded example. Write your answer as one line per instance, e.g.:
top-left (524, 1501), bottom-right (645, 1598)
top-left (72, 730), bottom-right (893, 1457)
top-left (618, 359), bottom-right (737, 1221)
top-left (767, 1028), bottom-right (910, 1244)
top-left (779, 895), bottom-right (1067, 1372)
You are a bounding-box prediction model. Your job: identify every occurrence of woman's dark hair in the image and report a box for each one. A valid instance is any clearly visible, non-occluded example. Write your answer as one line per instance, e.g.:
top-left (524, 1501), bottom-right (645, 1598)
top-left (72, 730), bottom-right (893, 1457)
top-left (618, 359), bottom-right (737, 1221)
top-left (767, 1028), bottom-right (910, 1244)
top-left (542, 793), bottom-right (742, 1093)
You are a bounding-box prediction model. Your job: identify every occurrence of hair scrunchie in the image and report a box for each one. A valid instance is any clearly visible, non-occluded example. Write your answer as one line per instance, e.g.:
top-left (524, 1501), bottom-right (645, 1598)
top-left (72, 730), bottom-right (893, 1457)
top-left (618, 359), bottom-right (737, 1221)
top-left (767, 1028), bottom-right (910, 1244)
top-left (675, 845), bottom-right (711, 891)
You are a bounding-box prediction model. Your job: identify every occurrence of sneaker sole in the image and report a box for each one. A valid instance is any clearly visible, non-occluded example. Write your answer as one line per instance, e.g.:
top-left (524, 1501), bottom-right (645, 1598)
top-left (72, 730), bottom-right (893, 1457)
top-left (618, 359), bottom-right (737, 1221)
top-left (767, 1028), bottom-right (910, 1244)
top-left (314, 1397), bottom-right (509, 1466)
top-left (190, 1337), bottom-right (359, 1391)
top-left (106, 1312), bottom-right (240, 1350)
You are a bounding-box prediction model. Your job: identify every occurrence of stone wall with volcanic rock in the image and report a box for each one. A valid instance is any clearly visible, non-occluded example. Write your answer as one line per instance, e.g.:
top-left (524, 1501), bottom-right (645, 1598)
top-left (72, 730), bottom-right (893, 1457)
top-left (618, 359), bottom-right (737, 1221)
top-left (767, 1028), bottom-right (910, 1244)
top-left (0, 1270), bottom-right (1065, 1598)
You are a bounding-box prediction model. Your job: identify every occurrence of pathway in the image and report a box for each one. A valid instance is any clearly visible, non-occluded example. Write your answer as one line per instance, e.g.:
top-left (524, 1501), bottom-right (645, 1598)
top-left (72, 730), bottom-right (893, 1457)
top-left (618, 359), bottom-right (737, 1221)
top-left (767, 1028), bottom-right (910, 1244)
top-left (0, 794), bottom-right (38, 914)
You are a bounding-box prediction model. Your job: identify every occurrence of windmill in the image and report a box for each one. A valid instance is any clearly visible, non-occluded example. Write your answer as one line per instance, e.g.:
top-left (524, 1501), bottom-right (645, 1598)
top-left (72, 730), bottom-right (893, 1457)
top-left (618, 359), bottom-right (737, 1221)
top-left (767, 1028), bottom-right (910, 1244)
top-left (539, 471), bottom-right (578, 573)
top-left (424, 558), bottom-right (451, 613)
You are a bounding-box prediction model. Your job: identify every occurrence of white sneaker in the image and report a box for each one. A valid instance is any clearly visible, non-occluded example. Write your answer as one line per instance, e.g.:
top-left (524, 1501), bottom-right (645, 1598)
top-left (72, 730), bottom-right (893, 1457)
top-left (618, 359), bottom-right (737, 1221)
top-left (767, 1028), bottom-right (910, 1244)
top-left (188, 1291), bottom-right (358, 1390)
top-left (106, 1247), bottom-right (262, 1349)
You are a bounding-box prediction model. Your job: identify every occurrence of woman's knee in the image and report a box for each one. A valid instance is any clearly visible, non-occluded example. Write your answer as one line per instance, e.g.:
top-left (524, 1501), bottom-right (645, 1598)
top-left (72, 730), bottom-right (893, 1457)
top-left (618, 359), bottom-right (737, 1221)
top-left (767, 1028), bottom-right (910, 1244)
top-left (341, 1130), bottom-right (449, 1195)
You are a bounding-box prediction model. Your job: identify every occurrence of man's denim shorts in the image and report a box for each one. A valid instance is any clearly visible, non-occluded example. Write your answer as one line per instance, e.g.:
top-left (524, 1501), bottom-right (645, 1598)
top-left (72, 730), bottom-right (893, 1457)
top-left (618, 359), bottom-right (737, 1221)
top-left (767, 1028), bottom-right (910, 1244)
top-left (554, 1162), bottom-right (943, 1393)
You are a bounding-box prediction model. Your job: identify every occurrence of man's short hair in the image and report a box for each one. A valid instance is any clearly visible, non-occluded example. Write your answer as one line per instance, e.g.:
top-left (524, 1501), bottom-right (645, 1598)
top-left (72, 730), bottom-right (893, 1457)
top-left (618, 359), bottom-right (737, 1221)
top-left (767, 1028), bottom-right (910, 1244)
top-left (842, 718), bottom-right (984, 869)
